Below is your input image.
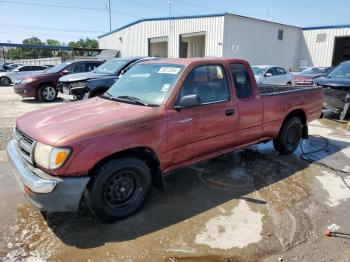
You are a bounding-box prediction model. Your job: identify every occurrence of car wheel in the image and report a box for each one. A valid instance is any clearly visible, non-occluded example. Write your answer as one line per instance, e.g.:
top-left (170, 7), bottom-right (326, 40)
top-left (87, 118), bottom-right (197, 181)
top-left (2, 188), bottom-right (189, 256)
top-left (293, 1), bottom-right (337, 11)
top-left (38, 84), bottom-right (58, 102)
top-left (273, 117), bottom-right (303, 155)
top-left (85, 158), bottom-right (152, 222)
top-left (0, 77), bottom-right (11, 86)
top-left (287, 81), bottom-right (292, 85)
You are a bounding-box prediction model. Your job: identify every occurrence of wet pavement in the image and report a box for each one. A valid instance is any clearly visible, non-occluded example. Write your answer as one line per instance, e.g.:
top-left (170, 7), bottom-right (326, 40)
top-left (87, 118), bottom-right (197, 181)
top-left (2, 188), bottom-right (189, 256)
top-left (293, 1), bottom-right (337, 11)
top-left (0, 87), bottom-right (349, 262)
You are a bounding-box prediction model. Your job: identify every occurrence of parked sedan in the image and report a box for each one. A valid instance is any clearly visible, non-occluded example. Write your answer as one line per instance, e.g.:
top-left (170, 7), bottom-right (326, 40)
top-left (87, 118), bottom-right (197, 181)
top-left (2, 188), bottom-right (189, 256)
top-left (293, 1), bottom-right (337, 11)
top-left (314, 61), bottom-right (350, 120)
top-left (293, 67), bottom-right (332, 86)
top-left (0, 65), bottom-right (48, 86)
top-left (252, 65), bottom-right (293, 85)
top-left (81, 57), bottom-right (160, 100)
top-left (58, 57), bottom-right (147, 99)
top-left (13, 60), bottom-right (103, 102)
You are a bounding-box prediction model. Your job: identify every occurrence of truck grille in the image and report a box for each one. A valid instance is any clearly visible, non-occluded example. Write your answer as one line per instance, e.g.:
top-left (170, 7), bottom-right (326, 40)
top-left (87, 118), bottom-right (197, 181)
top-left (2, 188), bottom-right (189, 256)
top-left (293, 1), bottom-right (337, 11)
top-left (14, 127), bottom-right (36, 165)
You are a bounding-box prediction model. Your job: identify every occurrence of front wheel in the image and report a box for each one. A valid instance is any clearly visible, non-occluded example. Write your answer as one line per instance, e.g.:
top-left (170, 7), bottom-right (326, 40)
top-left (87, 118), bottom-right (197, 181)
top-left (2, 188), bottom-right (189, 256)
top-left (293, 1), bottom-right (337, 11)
top-left (85, 158), bottom-right (152, 222)
top-left (37, 84), bottom-right (58, 102)
top-left (273, 117), bottom-right (303, 155)
top-left (0, 77), bottom-right (11, 86)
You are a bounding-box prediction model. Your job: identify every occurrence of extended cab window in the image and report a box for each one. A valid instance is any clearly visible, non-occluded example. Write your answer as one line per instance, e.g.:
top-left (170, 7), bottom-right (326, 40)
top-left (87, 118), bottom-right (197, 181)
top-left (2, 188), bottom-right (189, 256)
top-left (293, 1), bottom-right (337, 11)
top-left (179, 65), bottom-right (229, 104)
top-left (230, 64), bottom-right (252, 99)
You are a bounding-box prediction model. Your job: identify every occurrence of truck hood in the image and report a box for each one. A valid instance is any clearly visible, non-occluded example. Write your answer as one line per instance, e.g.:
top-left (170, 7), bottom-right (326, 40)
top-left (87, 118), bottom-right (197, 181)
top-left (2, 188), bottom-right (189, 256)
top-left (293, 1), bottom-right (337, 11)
top-left (315, 77), bottom-right (350, 88)
top-left (59, 71), bottom-right (109, 82)
top-left (16, 97), bottom-right (159, 146)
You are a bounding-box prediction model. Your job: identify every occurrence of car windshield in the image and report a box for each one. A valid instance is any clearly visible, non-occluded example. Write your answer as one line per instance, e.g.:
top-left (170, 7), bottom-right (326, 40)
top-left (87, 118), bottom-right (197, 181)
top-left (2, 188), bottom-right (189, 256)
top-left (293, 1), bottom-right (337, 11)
top-left (301, 67), bottom-right (327, 75)
top-left (106, 63), bottom-right (184, 106)
top-left (252, 66), bottom-right (266, 75)
top-left (94, 59), bottom-right (130, 75)
top-left (326, 63), bottom-right (350, 78)
top-left (45, 62), bottom-right (71, 73)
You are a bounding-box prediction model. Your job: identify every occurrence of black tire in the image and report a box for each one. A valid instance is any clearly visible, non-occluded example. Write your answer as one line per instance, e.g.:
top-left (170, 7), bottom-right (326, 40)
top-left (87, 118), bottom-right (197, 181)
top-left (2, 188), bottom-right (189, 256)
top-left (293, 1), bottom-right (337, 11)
top-left (37, 84), bottom-right (58, 102)
top-left (287, 81), bottom-right (292, 85)
top-left (273, 117), bottom-right (303, 155)
top-left (85, 158), bottom-right (152, 222)
top-left (0, 77), bottom-right (11, 86)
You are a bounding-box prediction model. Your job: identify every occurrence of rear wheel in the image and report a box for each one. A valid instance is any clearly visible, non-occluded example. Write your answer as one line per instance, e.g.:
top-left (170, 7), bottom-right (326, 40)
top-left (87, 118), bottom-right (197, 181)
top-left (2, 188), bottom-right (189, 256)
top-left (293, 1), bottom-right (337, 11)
top-left (0, 77), bottom-right (11, 86)
top-left (85, 158), bottom-right (152, 222)
top-left (37, 84), bottom-right (58, 102)
top-left (273, 117), bottom-right (303, 155)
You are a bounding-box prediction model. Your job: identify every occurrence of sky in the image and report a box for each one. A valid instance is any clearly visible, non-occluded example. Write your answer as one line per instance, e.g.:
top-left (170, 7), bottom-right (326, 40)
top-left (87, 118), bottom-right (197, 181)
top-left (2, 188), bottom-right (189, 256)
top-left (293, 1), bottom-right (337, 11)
top-left (0, 0), bottom-right (349, 44)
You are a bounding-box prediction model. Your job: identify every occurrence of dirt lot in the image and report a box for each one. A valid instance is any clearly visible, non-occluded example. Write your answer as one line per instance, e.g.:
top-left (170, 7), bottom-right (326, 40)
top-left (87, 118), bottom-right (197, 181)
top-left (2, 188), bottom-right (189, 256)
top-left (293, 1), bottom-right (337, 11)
top-left (0, 86), bottom-right (349, 262)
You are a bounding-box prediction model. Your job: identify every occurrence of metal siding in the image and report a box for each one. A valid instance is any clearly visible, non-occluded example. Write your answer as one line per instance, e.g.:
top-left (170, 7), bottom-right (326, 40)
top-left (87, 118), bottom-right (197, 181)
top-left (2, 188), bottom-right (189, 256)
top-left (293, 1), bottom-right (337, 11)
top-left (222, 14), bottom-right (301, 70)
top-left (300, 27), bottom-right (350, 67)
top-left (98, 16), bottom-right (224, 58)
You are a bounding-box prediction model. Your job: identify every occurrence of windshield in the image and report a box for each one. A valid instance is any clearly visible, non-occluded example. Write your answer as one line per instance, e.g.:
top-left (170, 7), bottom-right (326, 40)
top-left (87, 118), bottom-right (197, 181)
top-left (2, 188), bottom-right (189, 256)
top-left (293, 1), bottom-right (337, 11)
top-left (46, 62), bottom-right (71, 73)
top-left (94, 59), bottom-right (130, 75)
top-left (106, 63), bottom-right (184, 106)
top-left (326, 63), bottom-right (350, 78)
top-left (301, 67), bottom-right (327, 75)
top-left (252, 66), bottom-right (266, 76)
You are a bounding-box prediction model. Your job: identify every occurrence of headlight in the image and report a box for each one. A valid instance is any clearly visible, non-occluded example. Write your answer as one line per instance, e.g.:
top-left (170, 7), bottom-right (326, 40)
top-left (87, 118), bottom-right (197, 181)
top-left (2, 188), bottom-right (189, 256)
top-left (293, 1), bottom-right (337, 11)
top-left (34, 142), bottom-right (71, 169)
top-left (22, 78), bottom-right (36, 84)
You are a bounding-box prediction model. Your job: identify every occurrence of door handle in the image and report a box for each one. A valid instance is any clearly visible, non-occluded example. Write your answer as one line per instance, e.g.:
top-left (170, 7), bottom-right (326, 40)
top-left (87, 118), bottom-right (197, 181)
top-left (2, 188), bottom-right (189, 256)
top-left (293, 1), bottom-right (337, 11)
top-left (225, 109), bottom-right (235, 116)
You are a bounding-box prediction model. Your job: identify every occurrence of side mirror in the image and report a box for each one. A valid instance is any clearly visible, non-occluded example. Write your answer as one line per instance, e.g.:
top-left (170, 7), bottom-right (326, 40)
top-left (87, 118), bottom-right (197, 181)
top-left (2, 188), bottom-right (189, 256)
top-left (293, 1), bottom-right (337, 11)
top-left (61, 70), bottom-right (70, 75)
top-left (265, 72), bottom-right (273, 77)
top-left (176, 94), bottom-right (201, 109)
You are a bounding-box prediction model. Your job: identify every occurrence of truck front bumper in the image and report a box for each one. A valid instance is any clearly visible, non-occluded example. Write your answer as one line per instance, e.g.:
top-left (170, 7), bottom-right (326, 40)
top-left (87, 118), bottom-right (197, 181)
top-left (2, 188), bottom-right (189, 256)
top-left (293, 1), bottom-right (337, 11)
top-left (6, 139), bottom-right (90, 212)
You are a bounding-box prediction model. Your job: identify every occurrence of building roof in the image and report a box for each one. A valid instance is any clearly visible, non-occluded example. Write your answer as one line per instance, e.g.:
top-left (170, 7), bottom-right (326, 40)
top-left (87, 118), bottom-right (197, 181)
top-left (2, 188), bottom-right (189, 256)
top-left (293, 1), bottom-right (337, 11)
top-left (303, 24), bottom-right (350, 30)
top-left (98, 12), bottom-right (304, 39)
top-left (98, 13), bottom-right (226, 38)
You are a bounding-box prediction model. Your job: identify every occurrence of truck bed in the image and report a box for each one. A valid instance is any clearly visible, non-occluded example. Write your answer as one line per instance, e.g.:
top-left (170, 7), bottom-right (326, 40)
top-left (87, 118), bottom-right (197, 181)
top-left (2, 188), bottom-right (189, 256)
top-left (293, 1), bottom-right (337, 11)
top-left (259, 85), bottom-right (322, 96)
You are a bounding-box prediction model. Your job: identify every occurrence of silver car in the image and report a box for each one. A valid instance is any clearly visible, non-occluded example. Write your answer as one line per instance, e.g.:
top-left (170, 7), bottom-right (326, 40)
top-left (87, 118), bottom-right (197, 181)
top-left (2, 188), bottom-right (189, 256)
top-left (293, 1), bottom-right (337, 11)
top-left (0, 65), bottom-right (48, 86)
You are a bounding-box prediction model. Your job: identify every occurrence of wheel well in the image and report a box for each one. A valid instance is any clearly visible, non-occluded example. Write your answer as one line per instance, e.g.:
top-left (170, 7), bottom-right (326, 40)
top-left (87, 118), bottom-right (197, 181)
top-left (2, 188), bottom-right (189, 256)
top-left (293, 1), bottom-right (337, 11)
top-left (39, 82), bottom-right (57, 89)
top-left (90, 147), bottom-right (163, 189)
top-left (283, 109), bottom-right (308, 138)
top-left (0, 76), bottom-right (11, 84)
top-left (90, 87), bottom-right (108, 97)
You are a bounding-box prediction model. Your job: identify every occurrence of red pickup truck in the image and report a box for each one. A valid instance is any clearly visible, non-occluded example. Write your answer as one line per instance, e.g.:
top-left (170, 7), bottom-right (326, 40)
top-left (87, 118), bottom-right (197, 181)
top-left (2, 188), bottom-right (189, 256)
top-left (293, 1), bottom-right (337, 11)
top-left (7, 58), bottom-right (323, 221)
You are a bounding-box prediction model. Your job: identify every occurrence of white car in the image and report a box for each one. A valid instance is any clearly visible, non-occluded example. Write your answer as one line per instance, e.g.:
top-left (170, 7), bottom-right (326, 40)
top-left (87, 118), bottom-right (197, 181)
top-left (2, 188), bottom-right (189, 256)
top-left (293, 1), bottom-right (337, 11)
top-left (252, 65), bottom-right (293, 85)
top-left (0, 65), bottom-right (48, 86)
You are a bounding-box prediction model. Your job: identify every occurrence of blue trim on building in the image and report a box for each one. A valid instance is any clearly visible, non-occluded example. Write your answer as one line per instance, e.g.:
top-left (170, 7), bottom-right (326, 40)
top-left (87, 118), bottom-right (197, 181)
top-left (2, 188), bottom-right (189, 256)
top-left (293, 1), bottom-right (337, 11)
top-left (98, 13), bottom-right (227, 38)
top-left (303, 24), bottom-right (350, 30)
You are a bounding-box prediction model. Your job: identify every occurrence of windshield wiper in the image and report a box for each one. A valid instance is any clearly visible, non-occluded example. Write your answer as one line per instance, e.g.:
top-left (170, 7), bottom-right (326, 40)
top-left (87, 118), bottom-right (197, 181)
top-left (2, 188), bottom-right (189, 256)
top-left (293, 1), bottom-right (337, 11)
top-left (117, 95), bottom-right (151, 106)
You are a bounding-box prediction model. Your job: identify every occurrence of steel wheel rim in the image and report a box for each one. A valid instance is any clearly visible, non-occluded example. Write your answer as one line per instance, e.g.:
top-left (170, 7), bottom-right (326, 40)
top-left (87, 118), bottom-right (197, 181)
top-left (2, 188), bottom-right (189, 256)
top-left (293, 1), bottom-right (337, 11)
top-left (43, 86), bottom-right (56, 100)
top-left (103, 170), bottom-right (140, 208)
top-left (286, 124), bottom-right (300, 149)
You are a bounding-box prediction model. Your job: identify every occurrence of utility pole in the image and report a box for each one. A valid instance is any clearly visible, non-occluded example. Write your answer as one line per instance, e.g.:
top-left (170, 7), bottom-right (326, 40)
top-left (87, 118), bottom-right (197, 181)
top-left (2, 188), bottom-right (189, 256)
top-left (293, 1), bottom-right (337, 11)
top-left (108, 0), bottom-right (112, 32)
top-left (168, 0), bottom-right (172, 58)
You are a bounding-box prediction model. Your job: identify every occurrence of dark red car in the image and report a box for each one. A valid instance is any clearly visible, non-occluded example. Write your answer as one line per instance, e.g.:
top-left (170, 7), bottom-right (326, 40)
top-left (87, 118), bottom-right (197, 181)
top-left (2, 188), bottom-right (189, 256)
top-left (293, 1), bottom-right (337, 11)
top-left (293, 67), bottom-right (332, 86)
top-left (13, 60), bottom-right (103, 102)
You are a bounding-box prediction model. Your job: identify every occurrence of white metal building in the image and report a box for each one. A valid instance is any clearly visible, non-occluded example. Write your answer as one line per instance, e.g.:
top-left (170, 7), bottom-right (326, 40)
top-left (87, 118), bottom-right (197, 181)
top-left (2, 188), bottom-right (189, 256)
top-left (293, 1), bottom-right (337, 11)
top-left (300, 25), bottom-right (350, 67)
top-left (98, 13), bottom-right (350, 69)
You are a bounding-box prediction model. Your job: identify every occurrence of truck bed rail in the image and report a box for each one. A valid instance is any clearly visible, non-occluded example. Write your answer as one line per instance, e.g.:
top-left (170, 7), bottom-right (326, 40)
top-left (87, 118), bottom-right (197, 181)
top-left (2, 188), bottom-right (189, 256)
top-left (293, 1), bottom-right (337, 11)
top-left (259, 85), bottom-right (322, 96)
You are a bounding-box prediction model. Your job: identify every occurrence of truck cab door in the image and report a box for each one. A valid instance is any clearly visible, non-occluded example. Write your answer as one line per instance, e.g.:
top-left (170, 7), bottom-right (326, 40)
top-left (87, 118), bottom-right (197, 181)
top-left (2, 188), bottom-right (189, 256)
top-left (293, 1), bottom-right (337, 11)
top-left (229, 63), bottom-right (263, 144)
top-left (166, 64), bottom-right (239, 165)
